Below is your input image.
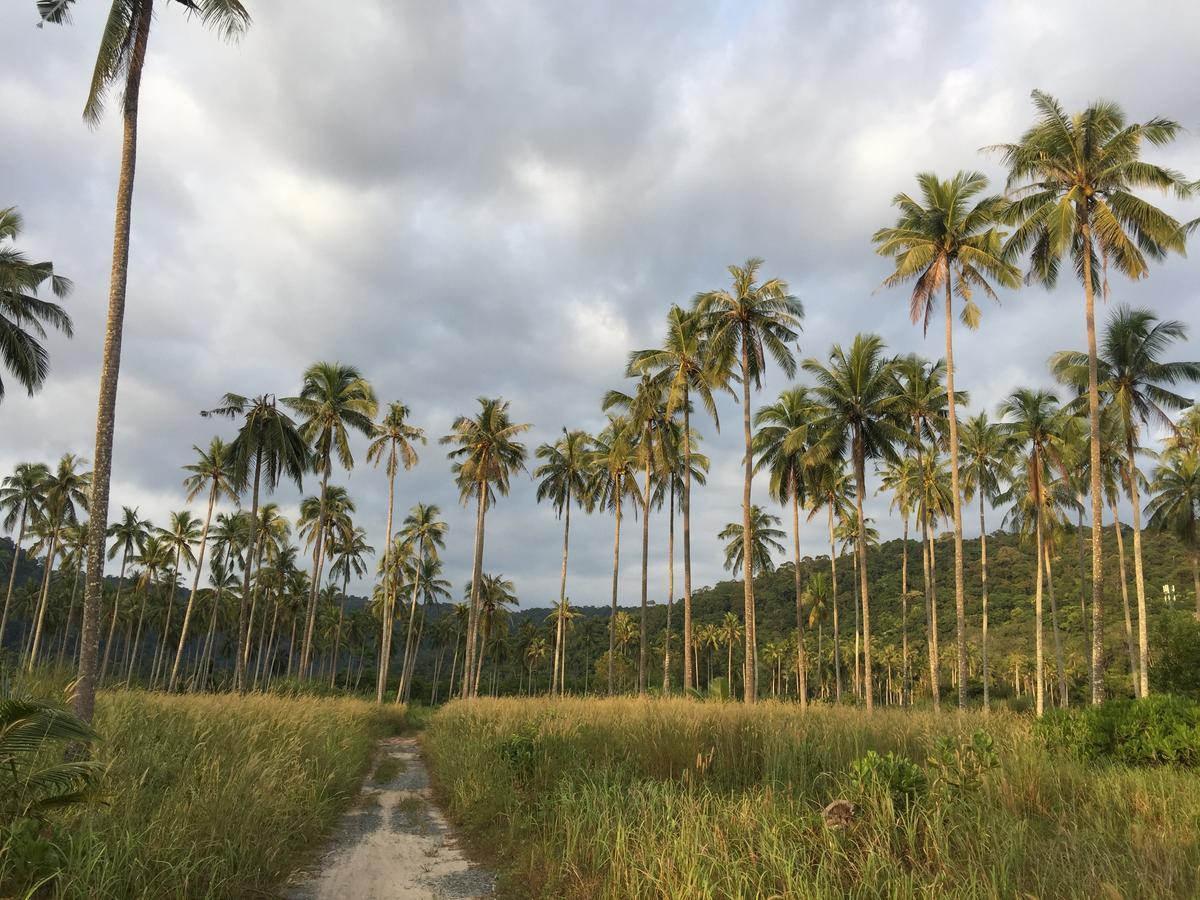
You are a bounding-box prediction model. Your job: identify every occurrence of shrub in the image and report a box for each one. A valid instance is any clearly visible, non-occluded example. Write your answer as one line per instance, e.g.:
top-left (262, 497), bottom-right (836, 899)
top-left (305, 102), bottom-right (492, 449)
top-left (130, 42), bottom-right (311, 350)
top-left (1152, 612), bottom-right (1200, 698)
top-left (928, 731), bottom-right (998, 795)
top-left (1036, 695), bottom-right (1200, 767)
top-left (847, 750), bottom-right (927, 810)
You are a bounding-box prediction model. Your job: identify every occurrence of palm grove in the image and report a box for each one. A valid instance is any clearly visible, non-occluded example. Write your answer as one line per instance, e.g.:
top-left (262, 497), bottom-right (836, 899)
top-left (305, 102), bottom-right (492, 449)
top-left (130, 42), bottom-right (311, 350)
top-left (2, 6), bottom-right (1198, 717)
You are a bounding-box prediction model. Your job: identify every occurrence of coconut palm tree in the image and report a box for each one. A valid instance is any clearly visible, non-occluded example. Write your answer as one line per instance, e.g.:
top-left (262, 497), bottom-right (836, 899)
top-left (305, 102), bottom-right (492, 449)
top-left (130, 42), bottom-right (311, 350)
top-left (204, 392), bottom-right (306, 691)
top-left (875, 176), bottom-right (1018, 708)
top-left (807, 459), bottom-right (852, 702)
top-left (98, 505), bottom-right (150, 683)
top-left (327, 525), bottom-right (372, 689)
top-left (534, 428), bottom-right (591, 696)
top-left (718, 611), bottom-right (743, 696)
top-left (879, 457), bottom-right (919, 704)
top-left (805, 335), bottom-right (907, 711)
top-left (719, 506), bottom-right (785, 578)
top-left (395, 503), bottom-right (447, 702)
top-left (38, 0), bottom-right (251, 724)
top-left (473, 573), bottom-right (517, 695)
top-left (629, 305), bottom-right (722, 691)
top-left (166, 438), bottom-right (237, 692)
top-left (0, 462), bottom-right (49, 648)
top-left (604, 375), bottom-right (670, 694)
top-left (0, 206), bottom-right (73, 401)
top-left (441, 397), bottom-right (530, 698)
top-left (126, 534), bottom-right (169, 684)
top-left (546, 597), bottom-right (581, 694)
top-left (696, 258), bottom-right (803, 702)
top-left (365, 401), bottom-right (425, 702)
top-left (285, 362), bottom-right (378, 677)
top-left (1050, 305), bottom-right (1200, 696)
top-left (27, 454), bottom-right (90, 671)
top-left (915, 453), bottom-right (954, 707)
top-left (589, 416), bottom-right (641, 696)
top-left (959, 412), bottom-right (1013, 709)
top-left (836, 509), bottom-right (880, 700)
top-left (999, 387), bottom-right (1067, 716)
top-left (397, 556), bottom-right (451, 703)
top-left (994, 90), bottom-right (1193, 703)
top-left (1146, 451), bottom-right (1200, 617)
top-left (151, 510), bottom-right (200, 687)
top-left (805, 572), bottom-right (831, 697)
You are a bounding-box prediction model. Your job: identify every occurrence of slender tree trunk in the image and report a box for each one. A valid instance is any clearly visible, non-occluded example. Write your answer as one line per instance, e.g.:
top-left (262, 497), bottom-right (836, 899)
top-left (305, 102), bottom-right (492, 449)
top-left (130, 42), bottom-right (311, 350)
top-left (663, 481), bottom-right (675, 694)
top-left (1126, 438), bottom-right (1150, 697)
top-left (127, 583), bottom-right (150, 685)
top-left (1044, 538), bottom-right (1068, 707)
top-left (922, 510), bottom-right (939, 710)
top-left (827, 505), bottom-right (842, 702)
top-left (196, 584), bottom-right (222, 693)
top-left (740, 333), bottom-right (757, 702)
top-left (0, 510), bottom-right (28, 648)
top-left (1110, 502), bottom-right (1139, 687)
top-left (682, 389), bottom-right (695, 691)
top-left (463, 480), bottom-right (487, 698)
top-left (74, 0), bottom-right (154, 725)
top-left (1081, 213), bottom-right (1106, 704)
top-left (639, 456), bottom-right (651, 695)
top-left (397, 578), bottom-right (421, 702)
top-left (979, 495), bottom-right (990, 711)
top-left (235, 456), bottom-right (262, 693)
top-left (943, 279), bottom-right (969, 708)
top-left (58, 560), bottom-right (83, 668)
top-left (608, 489), bottom-right (622, 696)
top-left (791, 484), bottom-right (807, 710)
top-left (1192, 552), bottom-right (1200, 621)
top-left (1034, 461), bottom-right (1046, 718)
top-left (99, 550), bottom-right (130, 683)
top-left (448, 631), bottom-right (461, 701)
top-left (853, 429), bottom-right (874, 712)
top-left (329, 573), bottom-right (349, 690)
top-left (169, 487), bottom-right (216, 692)
top-left (852, 547), bottom-right (861, 698)
top-left (300, 470), bottom-right (330, 677)
top-left (1077, 504), bottom-right (1090, 687)
top-left (553, 489), bottom-right (571, 696)
top-left (27, 526), bottom-right (61, 671)
top-left (376, 450), bottom-right (397, 703)
top-left (152, 547), bottom-right (183, 689)
top-left (899, 513), bottom-right (909, 705)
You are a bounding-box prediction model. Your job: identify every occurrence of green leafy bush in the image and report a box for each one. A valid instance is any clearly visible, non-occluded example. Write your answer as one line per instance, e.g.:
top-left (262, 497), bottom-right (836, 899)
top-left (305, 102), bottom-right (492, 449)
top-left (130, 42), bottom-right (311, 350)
top-left (848, 750), bottom-right (927, 810)
top-left (497, 722), bottom-right (541, 784)
top-left (1037, 695), bottom-right (1200, 766)
top-left (928, 731), bottom-right (999, 794)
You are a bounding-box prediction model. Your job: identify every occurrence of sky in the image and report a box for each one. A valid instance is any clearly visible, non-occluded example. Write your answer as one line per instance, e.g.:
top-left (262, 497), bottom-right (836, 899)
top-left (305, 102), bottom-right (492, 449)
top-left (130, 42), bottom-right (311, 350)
top-left (2, 0), bottom-right (1199, 608)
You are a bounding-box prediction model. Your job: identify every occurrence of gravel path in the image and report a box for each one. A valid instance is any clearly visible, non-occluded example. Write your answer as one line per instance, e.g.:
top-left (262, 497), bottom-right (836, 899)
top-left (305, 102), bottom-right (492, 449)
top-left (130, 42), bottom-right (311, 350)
top-left (286, 736), bottom-right (495, 900)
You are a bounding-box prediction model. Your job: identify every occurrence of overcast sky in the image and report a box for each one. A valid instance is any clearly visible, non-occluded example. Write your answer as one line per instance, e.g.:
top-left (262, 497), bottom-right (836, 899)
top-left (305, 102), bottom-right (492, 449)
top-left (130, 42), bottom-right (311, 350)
top-left (3, 0), bottom-right (1199, 607)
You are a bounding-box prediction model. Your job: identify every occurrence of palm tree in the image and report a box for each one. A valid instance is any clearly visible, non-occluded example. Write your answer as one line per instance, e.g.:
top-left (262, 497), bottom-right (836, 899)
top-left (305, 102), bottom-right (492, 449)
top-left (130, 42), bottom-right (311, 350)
top-left (441, 397), bottom-right (530, 698)
top-left (0, 206), bottom-right (73, 401)
top-left (836, 509), bottom-right (879, 700)
top-left (365, 401), bottom-right (425, 702)
top-left (959, 412), bottom-right (1013, 710)
top-left (534, 429), bottom-right (591, 696)
top-left (39, 0), bottom-right (250, 725)
top-left (1050, 305), bottom-right (1200, 696)
top-left (807, 459), bottom-right (852, 702)
top-left (204, 392), bottom-right (306, 691)
top-left (589, 416), bottom-right (641, 696)
top-left (805, 572), bottom-right (831, 697)
top-left (27, 454), bottom-right (90, 671)
top-left (473, 573), bottom-right (517, 694)
top-left (395, 503), bottom-right (447, 702)
top-left (629, 305), bottom-right (721, 691)
top-left (696, 258), bottom-right (803, 702)
top-left (805, 335), bottom-right (906, 711)
top-left (98, 506), bottom-right (150, 683)
top-left (546, 597), bottom-right (581, 693)
top-left (152, 510), bottom-right (201, 686)
top-left (397, 556), bottom-right (450, 703)
top-left (719, 506), bottom-right (785, 578)
top-left (166, 438), bottom-right (237, 692)
top-left (999, 388), bottom-right (1067, 717)
top-left (0, 462), bottom-right (49, 647)
top-left (718, 611), bottom-right (743, 696)
top-left (915, 453), bottom-right (953, 707)
top-left (879, 457), bottom-right (918, 704)
top-left (994, 90), bottom-right (1193, 703)
top-left (126, 534), bottom-right (170, 684)
top-left (874, 171), bottom-right (1019, 708)
top-left (328, 525), bottom-right (372, 690)
top-left (1146, 451), bottom-right (1200, 617)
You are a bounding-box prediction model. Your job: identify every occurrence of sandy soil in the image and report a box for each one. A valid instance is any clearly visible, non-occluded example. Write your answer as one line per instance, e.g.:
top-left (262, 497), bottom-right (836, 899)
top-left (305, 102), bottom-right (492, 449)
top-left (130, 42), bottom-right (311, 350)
top-left (285, 736), bottom-right (495, 900)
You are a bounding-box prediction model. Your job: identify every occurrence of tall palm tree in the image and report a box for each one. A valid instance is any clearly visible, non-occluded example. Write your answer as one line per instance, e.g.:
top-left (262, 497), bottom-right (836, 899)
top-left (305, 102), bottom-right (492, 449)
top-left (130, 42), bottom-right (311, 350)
top-left (473, 573), bottom-right (517, 695)
top-left (285, 362), bottom-right (378, 678)
top-left (1146, 451), bottom-right (1200, 617)
top-left (718, 611), bottom-right (743, 695)
top-left (126, 534), bottom-right (169, 684)
top-left (604, 374), bottom-right (670, 693)
top-left (397, 555), bottom-right (450, 703)
top-left (879, 456), bottom-right (919, 704)
top-left (915, 453), bottom-right (954, 707)
top-left (98, 505), bottom-right (150, 683)
top-left (589, 416), bottom-right (641, 696)
top-left (204, 393), bottom-right (306, 691)
top-left (805, 335), bottom-right (906, 711)
top-left (719, 506), bottom-right (785, 578)
top-left (27, 454), bottom-right (90, 671)
top-left (0, 206), bottom-right (73, 401)
top-left (994, 90), bottom-right (1193, 703)
top-left (167, 438), bottom-right (237, 692)
top-left (395, 503), bottom-right (447, 702)
top-left (807, 459), bottom-right (852, 702)
top-left (152, 510), bottom-right (201, 686)
top-left (365, 401), bottom-right (425, 702)
top-left (39, 0), bottom-right (251, 725)
top-left (534, 428), bottom-right (591, 696)
top-left (874, 171), bottom-right (1019, 708)
top-left (999, 387), bottom-right (1067, 716)
top-left (0, 462), bottom-right (49, 647)
top-left (328, 525), bottom-right (372, 690)
top-left (629, 305), bottom-right (721, 691)
top-left (441, 397), bottom-right (530, 698)
top-left (805, 572), bottom-right (831, 697)
top-left (546, 597), bottom-right (581, 694)
top-left (959, 412), bottom-right (1013, 710)
top-left (697, 258), bottom-right (803, 701)
top-left (1051, 305), bottom-right (1200, 696)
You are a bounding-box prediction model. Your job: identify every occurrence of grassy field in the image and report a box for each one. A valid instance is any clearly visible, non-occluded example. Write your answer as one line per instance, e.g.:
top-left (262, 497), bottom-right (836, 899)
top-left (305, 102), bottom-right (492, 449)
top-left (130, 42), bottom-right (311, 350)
top-left (3, 684), bottom-right (407, 898)
top-left (424, 697), bottom-right (1200, 899)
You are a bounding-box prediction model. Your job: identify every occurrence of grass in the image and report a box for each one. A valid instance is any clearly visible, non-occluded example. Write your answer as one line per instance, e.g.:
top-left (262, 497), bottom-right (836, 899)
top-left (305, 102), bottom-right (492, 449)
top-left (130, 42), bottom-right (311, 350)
top-left (424, 697), bottom-right (1200, 899)
top-left (2, 683), bottom-right (407, 898)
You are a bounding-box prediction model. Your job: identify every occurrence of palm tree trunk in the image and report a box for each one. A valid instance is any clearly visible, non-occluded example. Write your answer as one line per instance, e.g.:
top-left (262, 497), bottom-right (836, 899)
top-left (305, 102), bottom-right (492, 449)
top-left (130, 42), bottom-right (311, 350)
top-left (740, 333), bottom-right (757, 702)
top-left (663, 481), bottom-right (675, 694)
top-left (979, 495), bottom-right (990, 711)
top-left (235, 455), bottom-right (262, 693)
top-left (852, 547), bottom-right (861, 697)
top-left (943, 279), bottom-right (969, 708)
top-left (463, 480), bottom-right (487, 698)
top-left (197, 584), bottom-right (222, 692)
top-left (554, 487), bottom-right (571, 696)
top-left (791, 483), bottom-right (807, 710)
top-left (99, 549), bottom-right (130, 683)
top-left (1080, 213), bottom-right (1106, 704)
top-left (1126, 438), bottom-right (1150, 697)
top-left (900, 512), bottom-right (909, 706)
top-left (682, 388), bottom-right (695, 691)
top-left (74, 0), bottom-right (154, 725)
top-left (1044, 538), bottom-right (1068, 707)
top-left (169, 488), bottom-right (216, 692)
top-left (607, 490), bottom-right (622, 696)
top-left (448, 631), bottom-right (461, 700)
top-left (301, 470), bottom-right (330, 678)
top-left (639, 456), bottom-right (651, 695)
top-left (1077, 503), bottom-right (1090, 686)
top-left (0, 509), bottom-right (28, 648)
top-left (1110, 500), bottom-right (1139, 687)
top-left (27, 525), bottom-right (61, 671)
top-left (401, 609), bottom-right (425, 704)
top-left (397, 578), bottom-right (421, 702)
top-left (153, 548), bottom-right (183, 689)
top-left (127, 583), bottom-right (150, 685)
top-left (1192, 552), bottom-right (1200, 621)
top-left (329, 574), bottom-right (349, 690)
top-left (827, 505), bottom-right (842, 702)
top-left (58, 560), bottom-right (83, 668)
top-left (921, 510), bottom-right (939, 710)
top-left (853, 429), bottom-right (874, 712)
top-left (1034, 471), bottom-right (1046, 718)
top-left (376, 448), bottom-right (397, 703)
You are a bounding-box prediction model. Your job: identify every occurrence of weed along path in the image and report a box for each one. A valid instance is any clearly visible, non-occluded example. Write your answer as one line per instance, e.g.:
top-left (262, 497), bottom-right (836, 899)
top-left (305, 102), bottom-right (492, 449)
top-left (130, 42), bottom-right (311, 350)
top-left (286, 735), bottom-right (495, 900)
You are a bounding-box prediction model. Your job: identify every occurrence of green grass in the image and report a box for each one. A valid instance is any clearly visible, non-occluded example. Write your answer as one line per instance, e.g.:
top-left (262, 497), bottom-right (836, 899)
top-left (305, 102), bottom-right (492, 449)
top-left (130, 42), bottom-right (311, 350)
top-left (424, 697), bottom-right (1200, 899)
top-left (2, 686), bottom-right (407, 898)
